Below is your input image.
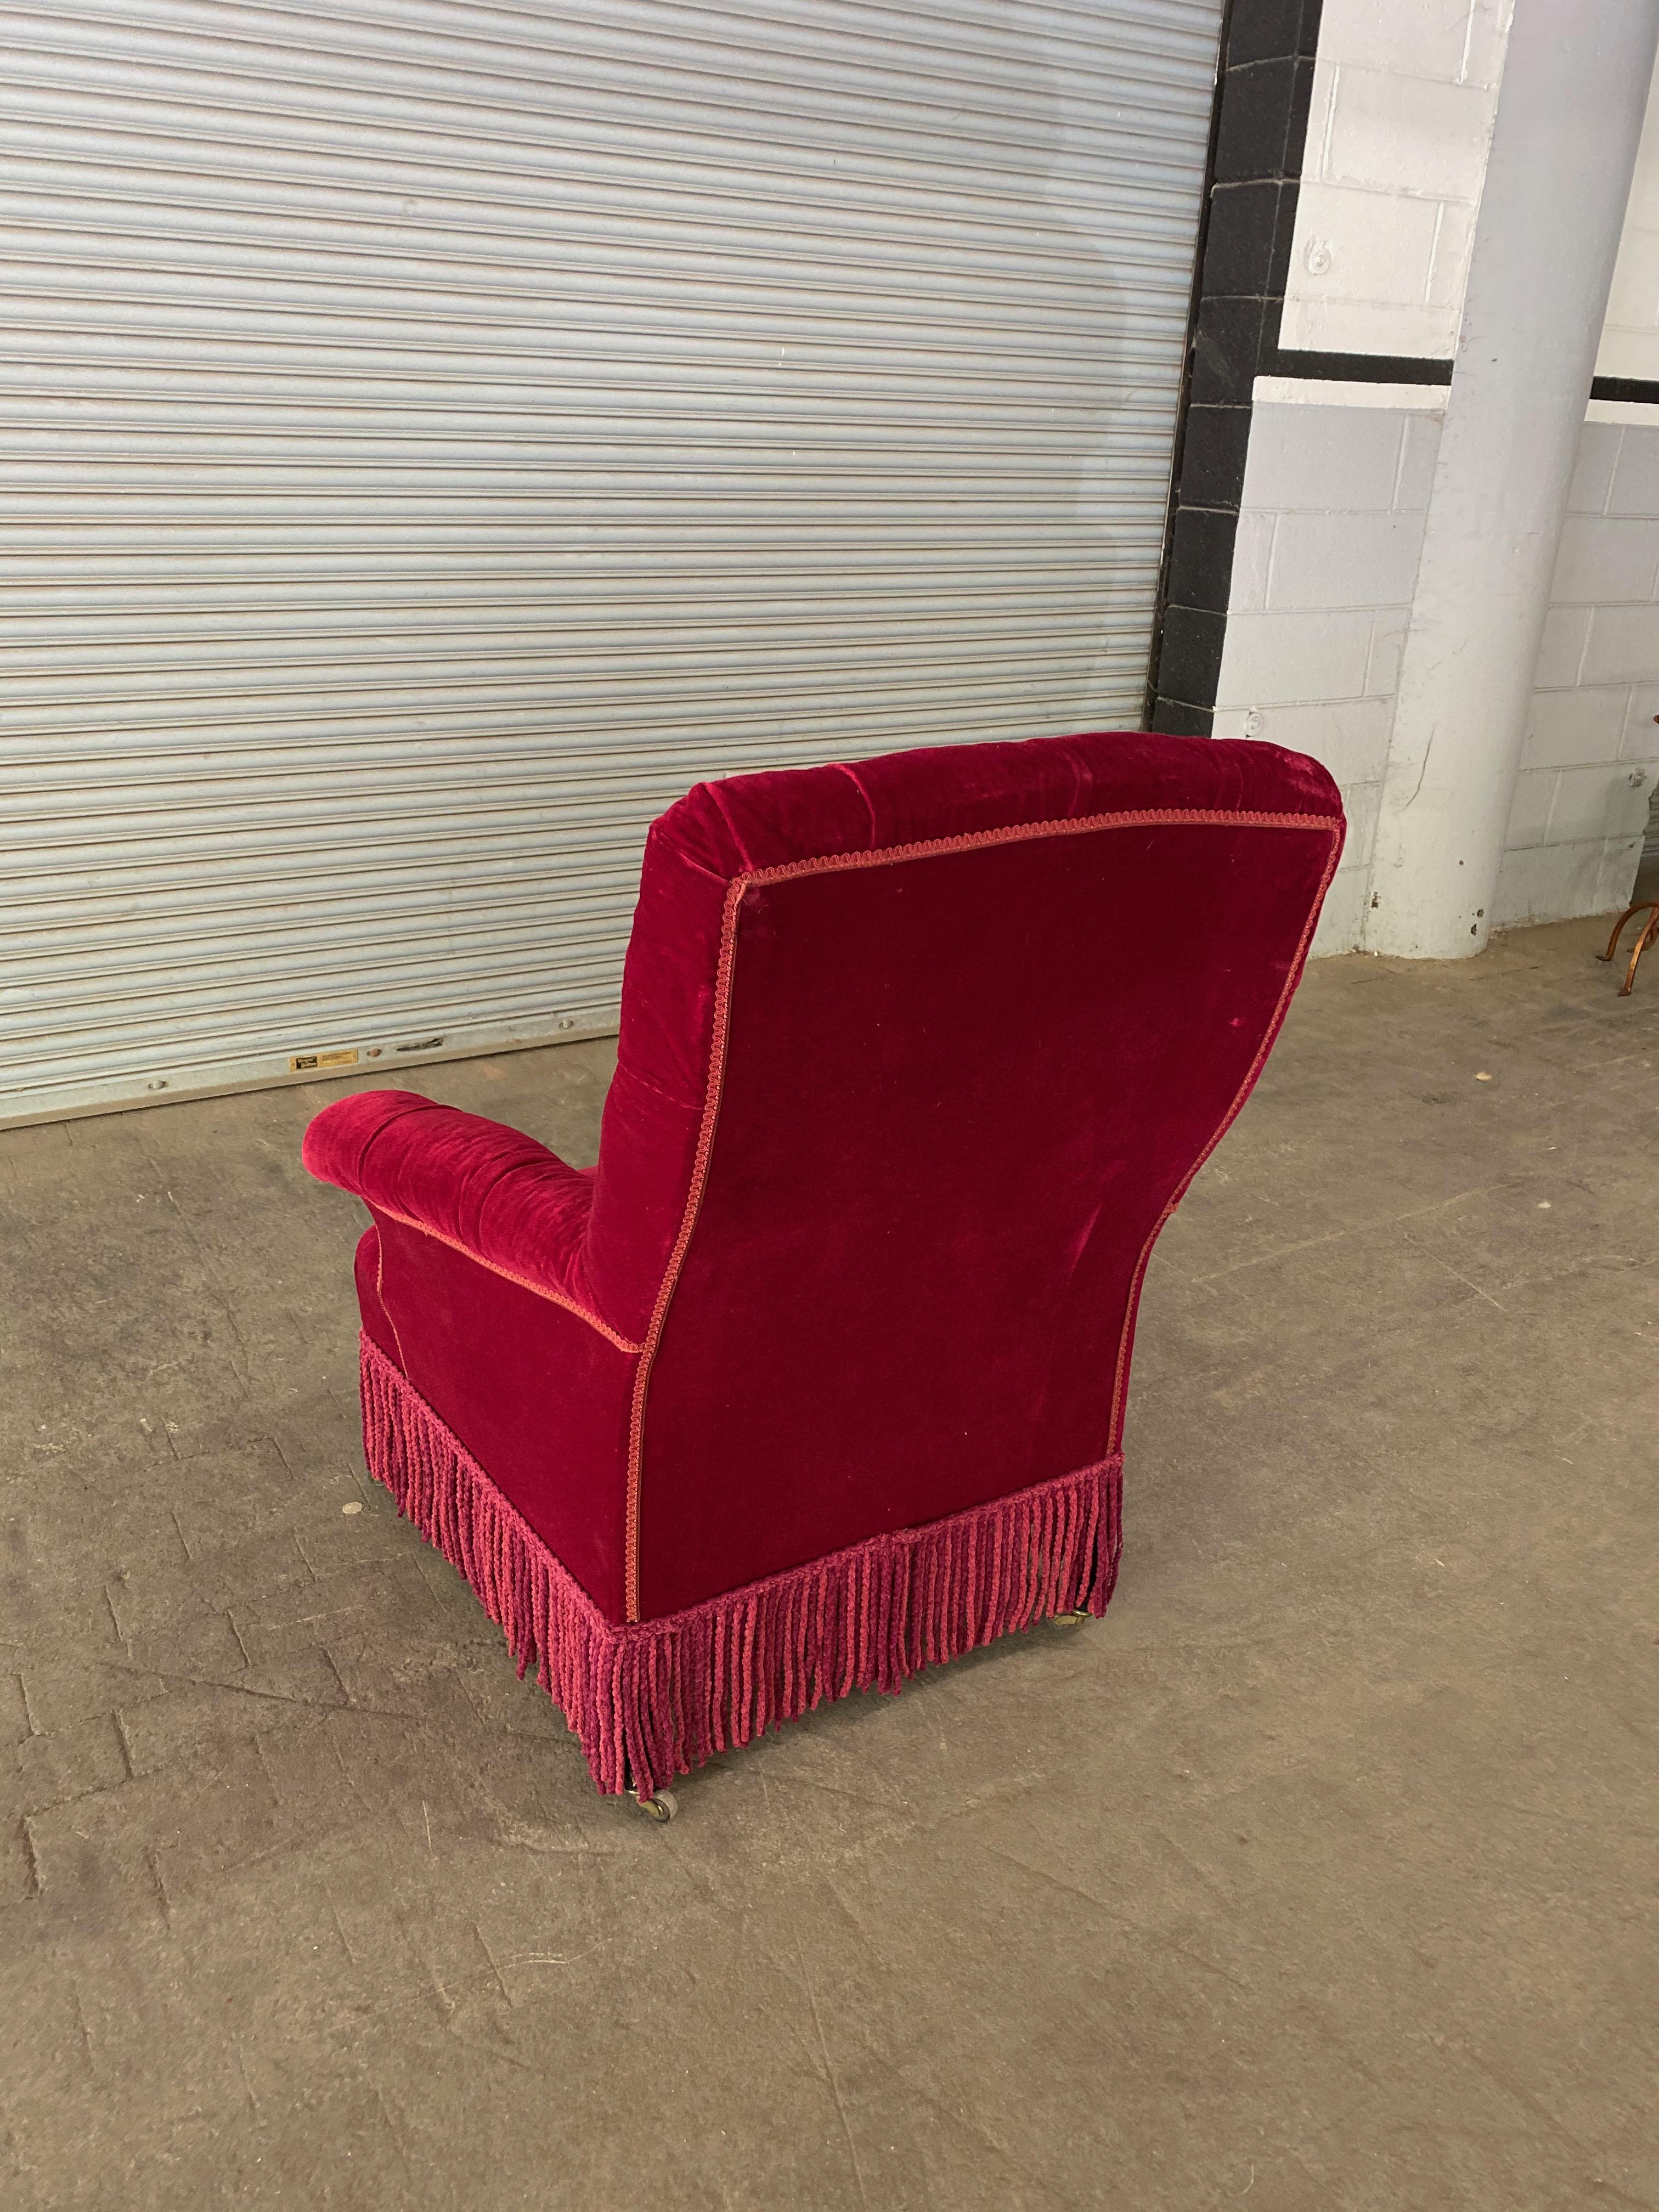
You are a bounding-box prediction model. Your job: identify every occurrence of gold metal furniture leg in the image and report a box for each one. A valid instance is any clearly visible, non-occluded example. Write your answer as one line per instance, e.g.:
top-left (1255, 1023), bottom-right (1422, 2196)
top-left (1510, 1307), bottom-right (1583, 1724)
top-left (1599, 901), bottom-right (1659, 995)
top-left (1623, 909), bottom-right (1659, 996)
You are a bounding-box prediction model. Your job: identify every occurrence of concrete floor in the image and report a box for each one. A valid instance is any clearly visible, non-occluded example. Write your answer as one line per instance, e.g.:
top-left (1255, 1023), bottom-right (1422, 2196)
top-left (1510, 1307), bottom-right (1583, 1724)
top-left (2, 916), bottom-right (1655, 2211)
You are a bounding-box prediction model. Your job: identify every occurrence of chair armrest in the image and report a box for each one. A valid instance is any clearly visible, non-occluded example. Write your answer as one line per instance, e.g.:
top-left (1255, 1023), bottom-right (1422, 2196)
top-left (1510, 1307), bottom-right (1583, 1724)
top-left (302, 1091), bottom-right (620, 1342)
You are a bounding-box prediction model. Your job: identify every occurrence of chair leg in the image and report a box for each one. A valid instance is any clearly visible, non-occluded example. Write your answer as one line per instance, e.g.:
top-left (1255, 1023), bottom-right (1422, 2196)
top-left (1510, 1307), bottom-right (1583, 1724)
top-left (633, 1785), bottom-right (679, 1823)
top-left (1053, 1610), bottom-right (1091, 1627)
top-left (1600, 900), bottom-right (1659, 982)
top-left (1601, 898), bottom-right (1654, 960)
top-left (1620, 907), bottom-right (1659, 996)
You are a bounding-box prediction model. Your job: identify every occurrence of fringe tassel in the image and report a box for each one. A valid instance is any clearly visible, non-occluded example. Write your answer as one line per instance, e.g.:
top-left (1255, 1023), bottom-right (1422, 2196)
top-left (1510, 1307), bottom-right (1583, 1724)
top-left (359, 1333), bottom-right (1123, 1796)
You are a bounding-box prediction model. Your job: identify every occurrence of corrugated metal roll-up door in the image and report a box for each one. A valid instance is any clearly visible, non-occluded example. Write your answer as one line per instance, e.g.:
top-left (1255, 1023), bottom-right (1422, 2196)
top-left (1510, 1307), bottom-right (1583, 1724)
top-left (2, 0), bottom-right (1222, 1125)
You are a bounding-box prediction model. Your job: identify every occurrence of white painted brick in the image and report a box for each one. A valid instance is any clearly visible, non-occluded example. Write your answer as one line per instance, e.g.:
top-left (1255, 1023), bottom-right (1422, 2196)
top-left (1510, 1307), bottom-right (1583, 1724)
top-left (1596, 325), bottom-right (1659, 382)
top-left (1266, 514), bottom-right (1426, 611)
top-left (1504, 770), bottom-right (1557, 849)
top-left (1604, 765), bottom-right (1657, 839)
top-left (1339, 780), bottom-right (1384, 867)
top-left (1242, 698), bottom-right (1395, 787)
top-left (1523, 686), bottom-right (1629, 770)
top-left (1560, 769), bottom-right (1651, 849)
top-left (1278, 292), bottom-right (1460, 360)
top-left (1606, 426), bottom-right (1659, 520)
top-left (1598, 836), bottom-right (1646, 910)
top-left (1532, 606), bottom-right (1590, 688)
top-left (1366, 608), bottom-right (1410, 695)
top-left (1393, 415), bottom-right (1442, 510)
top-left (1324, 70), bottom-right (1493, 202)
top-left (1279, 0), bottom-right (1513, 365)
top-left (1425, 199), bottom-right (1477, 309)
top-left (1548, 767), bottom-right (1622, 844)
top-left (1302, 59), bottom-right (1339, 178)
top-left (1628, 53), bottom-right (1659, 206)
top-left (1460, 0), bottom-right (1513, 92)
top-left (1492, 839), bottom-right (1611, 928)
top-left (1581, 605), bottom-right (1659, 686)
top-left (1620, 685), bottom-right (1659, 759)
top-left (1213, 609), bottom-right (1376, 709)
top-left (1239, 403), bottom-right (1406, 514)
top-left (1286, 180), bottom-right (1442, 306)
top-left (1313, 0), bottom-right (1480, 86)
top-left (1310, 864), bottom-right (1367, 958)
top-left (1604, 226), bottom-right (1659, 338)
top-left (1549, 517), bottom-right (1659, 603)
top-left (1226, 512), bottom-right (1275, 613)
top-left (1565, 426), bottom-right (1622, 517)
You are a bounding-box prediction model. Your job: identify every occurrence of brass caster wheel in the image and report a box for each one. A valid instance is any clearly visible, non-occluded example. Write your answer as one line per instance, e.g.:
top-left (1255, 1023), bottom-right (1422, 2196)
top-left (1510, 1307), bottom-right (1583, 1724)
top-left (1053, 1610), bottom-right (1091, 1627)
top-left (634, 1787), bottom-right (678, 1824)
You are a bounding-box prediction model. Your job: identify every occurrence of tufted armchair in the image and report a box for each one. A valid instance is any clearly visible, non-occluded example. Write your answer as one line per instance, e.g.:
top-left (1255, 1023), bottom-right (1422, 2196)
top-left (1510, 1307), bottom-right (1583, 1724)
top-left (303, 731), bottom-right (1342, 1805)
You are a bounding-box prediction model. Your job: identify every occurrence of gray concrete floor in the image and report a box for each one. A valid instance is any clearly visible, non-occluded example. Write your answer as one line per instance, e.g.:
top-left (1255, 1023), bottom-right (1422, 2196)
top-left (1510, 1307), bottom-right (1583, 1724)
top-left (3, 917), bottom-right (1655, 2212)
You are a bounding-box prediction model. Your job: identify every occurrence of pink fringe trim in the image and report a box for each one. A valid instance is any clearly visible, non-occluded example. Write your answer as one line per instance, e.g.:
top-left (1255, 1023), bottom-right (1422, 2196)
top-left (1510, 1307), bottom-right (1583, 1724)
top-left (359, 1333), bottom-right (1122, 1795)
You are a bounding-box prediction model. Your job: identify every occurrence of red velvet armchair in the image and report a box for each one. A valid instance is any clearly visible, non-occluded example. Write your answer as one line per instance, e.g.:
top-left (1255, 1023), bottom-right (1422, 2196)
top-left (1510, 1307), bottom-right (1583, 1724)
top-left (303, 731), bottom-right (1342, 1805)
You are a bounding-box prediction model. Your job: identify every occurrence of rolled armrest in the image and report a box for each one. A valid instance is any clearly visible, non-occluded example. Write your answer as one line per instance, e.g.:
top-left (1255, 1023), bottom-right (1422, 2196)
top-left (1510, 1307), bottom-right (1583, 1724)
top-left (302, 1090), bottom-right (608, 1334)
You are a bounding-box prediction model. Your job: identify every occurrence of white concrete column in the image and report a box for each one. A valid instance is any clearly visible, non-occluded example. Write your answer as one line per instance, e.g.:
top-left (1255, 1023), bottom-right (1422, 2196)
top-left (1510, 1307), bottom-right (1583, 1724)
top-left (1364, 0), bottom-right (1659, 960)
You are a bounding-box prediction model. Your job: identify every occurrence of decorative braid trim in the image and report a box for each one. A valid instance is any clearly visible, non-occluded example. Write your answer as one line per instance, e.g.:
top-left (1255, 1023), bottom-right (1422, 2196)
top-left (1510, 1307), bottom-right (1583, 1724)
top-left (360, 1331), bottom-right (1122, 1797)
top-left (743, 805), bottom-right (1341, 887)
top-left (623, 868), bottom-right (746, 1617)
top-left (370, 1203), bottom-right (642, 1353)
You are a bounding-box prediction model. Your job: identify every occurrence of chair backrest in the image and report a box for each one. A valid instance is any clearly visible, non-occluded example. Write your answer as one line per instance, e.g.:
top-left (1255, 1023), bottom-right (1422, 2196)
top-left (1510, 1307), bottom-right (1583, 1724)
top-left (585, 731), bottom-right (1343, 1618)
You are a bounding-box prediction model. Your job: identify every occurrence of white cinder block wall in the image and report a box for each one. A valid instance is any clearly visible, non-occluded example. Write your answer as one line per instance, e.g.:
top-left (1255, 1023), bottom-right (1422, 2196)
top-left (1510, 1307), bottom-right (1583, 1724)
top-left (1228, 1), bottom-right (1659, 951)
top-left (1280, 0), bottom-right (1512, 360)
top-left (1218, 402), bottom-right (1659, 947)
top-left (1214, 396), bottom-right (1439, 956)
top-left (1498, 420), bottom-right (1659, 924)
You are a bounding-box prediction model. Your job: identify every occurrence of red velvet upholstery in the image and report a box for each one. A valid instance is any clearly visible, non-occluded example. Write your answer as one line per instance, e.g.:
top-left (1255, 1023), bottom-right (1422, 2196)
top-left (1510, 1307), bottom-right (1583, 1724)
top-left (305, 730), bottom-right (1342, 1784)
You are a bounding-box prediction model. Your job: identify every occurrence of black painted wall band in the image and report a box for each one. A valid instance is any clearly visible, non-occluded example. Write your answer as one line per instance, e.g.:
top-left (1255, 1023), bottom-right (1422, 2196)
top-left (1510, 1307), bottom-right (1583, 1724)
top-left (1589, 375), bottom-right (1659, 405)
top-left (1265, 350), bottom-right (1453, 384)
